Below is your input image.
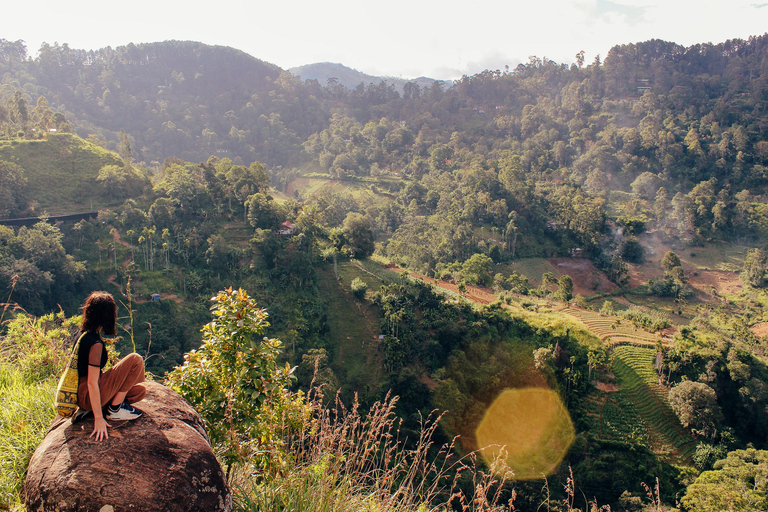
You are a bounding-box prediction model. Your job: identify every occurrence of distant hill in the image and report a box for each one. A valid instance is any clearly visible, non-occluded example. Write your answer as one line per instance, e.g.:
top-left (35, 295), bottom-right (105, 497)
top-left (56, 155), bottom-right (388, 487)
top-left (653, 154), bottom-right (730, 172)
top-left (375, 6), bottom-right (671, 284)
top-left (0, 40), bottom-right (315, 167)
top-left (289, 62), bottom-right (445, 94)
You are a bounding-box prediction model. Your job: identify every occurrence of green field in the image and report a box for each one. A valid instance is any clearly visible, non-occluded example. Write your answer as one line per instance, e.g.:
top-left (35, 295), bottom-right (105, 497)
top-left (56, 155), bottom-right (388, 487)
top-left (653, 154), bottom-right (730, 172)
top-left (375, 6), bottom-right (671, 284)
top-left (560, 306), bottom-right (662, 347)
top-left (499, 258), bottom-right (558, 286)
top-left (220, 222), bottom-right (254, 249)
top-left (287, 175), bottom-right (395, 207)
top-left (317, 263), bottom-right (386, 399)
top-left (581, 346), bottom-right (696, 463)
top-left (611, 346), bottom-right (696, 462)
top-left (0, 133), bottom-right (131, 214)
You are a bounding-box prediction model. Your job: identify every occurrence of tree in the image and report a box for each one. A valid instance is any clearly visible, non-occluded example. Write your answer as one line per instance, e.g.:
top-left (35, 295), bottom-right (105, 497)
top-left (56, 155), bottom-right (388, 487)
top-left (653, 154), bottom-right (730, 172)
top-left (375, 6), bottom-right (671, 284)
top-left (96, 164), bottom-right (146, 200)
top-left (118, 129), bottom-right (133, 165)
top-left (0, 160), bottom-right (27, 217)
top-left (556, 274), bottom-right (574, 302)
top-left (630, 171), bottom-right (660, 199)
top-left (321, 246), bottom-right (339, 279)
top-left (296, 348), bottom-right (338, 396)
top-left (654, 187), bottom-right (669, 226)
top-left (681, 449), bottom-right (768, 511)
top-left (741, 248), bottom-right (768, 287)
top-left (660, 251), bottom-right (682, 271)
top-left (668, 381), bottom-right (722, 437)
top-left (461, 253), bottom-right (494, 286)
top-left (245, 192), bottom-right (279, 229)
top-left (341, 212), bottom-right (374, 258)
top-left (166, 288), bottom-right (307, 469)
top-left (619, 236), bottom-right (644, 263)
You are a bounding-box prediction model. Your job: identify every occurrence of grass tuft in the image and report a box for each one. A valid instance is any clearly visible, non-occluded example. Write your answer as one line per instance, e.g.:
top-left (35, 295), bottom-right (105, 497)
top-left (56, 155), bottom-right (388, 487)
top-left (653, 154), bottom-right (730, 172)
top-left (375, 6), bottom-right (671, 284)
top-left (0, 364), bottom-right (56, 511)
top-left (232, 386), bottom-right (517, 511)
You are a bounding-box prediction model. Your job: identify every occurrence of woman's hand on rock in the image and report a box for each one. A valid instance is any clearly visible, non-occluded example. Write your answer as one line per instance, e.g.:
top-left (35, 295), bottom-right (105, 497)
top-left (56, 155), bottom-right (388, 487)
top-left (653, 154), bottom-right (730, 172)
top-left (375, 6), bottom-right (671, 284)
top-left (90, 417), bottom-right (110, 442)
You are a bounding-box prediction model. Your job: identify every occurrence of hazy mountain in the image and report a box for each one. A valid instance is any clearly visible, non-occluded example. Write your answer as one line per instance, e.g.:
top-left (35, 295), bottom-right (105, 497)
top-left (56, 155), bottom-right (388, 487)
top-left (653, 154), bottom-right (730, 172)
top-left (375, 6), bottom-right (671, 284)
top-left (289, 62), bottom-right (445, 94)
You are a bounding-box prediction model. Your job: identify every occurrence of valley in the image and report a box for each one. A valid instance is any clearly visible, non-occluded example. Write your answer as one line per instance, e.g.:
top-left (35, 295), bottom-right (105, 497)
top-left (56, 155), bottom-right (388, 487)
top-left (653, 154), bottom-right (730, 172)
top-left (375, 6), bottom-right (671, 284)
top-left (3, 33), bottom-right (768, 511)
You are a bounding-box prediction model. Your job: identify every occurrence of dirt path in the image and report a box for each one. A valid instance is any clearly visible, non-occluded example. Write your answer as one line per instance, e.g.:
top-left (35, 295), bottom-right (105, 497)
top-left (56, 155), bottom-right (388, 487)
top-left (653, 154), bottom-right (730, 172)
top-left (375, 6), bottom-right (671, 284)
top-left (106, 226), bottom-right (182, 304)
top-left (111, 226), bottom-right (132, 249)
top-left (389, 266), bottom-right (496, 304)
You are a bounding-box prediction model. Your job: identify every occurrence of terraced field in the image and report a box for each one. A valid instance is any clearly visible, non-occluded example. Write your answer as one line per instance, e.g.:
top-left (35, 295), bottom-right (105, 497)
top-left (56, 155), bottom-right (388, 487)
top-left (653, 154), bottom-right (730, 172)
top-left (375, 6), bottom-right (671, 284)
top-left (560, 306), bottom-right (667, 347)
top-left (561, 306), bottom-right (695, 462)
top-left (611, 346), bottom-right (696, 462)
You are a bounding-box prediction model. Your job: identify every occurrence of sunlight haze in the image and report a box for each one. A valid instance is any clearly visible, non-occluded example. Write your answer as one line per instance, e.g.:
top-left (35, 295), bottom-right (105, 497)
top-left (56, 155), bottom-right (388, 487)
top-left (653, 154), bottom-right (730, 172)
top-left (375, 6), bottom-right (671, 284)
top-left (7, 0), bottom-right (768, 80)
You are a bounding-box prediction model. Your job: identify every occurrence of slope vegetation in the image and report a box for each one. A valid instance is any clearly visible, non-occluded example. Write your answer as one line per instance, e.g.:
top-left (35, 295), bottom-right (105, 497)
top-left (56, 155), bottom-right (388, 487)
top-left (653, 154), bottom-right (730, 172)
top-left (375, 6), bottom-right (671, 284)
top-left (0, 133), bottom-right (142, 214)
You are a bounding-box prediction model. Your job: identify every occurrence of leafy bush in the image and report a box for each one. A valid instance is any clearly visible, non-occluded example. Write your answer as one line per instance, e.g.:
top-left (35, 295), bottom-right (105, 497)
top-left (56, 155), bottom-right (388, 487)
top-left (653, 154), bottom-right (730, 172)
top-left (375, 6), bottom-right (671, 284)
top-left (0, 311), bottom-right (80, 381)
top-left (350, 277), bottom-right (367, 299)
top-left (166, 288), bottom-right (309, 470)
top-left (619, 306), bottom-right (671, 332)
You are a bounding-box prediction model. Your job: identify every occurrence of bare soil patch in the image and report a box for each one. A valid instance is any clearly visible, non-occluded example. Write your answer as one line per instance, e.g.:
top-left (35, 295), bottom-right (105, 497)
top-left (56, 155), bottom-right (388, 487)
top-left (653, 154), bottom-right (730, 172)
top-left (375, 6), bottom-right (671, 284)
top-left (687, 269), bottom-right (742, 298)
top-left (111, 226), bottom-right (132, 248)
top-left (548, 258), bottom-right (617, 296)
top-left (751, 322), bottom-right (768, 338)
top-left (390, 267), bottom-right (496, 304)
top-left (595, 382), bottom-right (618, 392)
top-left (419, 373), bottom-right (438, 390)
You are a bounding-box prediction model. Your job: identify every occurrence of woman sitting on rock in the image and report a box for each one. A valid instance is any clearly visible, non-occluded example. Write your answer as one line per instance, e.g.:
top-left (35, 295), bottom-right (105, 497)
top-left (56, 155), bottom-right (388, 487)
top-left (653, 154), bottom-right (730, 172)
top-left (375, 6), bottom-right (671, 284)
top-left (72, 291), bottom-right (146, 441)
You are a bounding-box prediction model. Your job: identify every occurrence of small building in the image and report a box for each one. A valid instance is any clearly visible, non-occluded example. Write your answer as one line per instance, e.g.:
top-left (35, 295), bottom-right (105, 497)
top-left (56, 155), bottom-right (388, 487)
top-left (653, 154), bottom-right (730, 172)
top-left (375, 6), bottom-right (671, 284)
top-left (277, 221), bottom-right (297, 236)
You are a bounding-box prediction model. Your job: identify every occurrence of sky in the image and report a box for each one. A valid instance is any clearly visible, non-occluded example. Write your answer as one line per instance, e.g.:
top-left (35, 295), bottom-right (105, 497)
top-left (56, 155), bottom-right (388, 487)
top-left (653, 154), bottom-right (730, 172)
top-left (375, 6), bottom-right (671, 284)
top-left (4, 0), bottom-right (768, 80)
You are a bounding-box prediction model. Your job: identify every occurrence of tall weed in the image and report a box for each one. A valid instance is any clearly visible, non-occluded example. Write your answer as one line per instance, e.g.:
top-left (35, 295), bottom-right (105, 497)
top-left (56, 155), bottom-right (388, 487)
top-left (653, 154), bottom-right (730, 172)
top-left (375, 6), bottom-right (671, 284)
top-left (233, 386), bottom-right (517, 511)
top-left (0, 310), bottom-right (80, 381)
top-left (0, 364), bottom-right (56, 510)
top-left (0, 311), bottom-right (72, 509)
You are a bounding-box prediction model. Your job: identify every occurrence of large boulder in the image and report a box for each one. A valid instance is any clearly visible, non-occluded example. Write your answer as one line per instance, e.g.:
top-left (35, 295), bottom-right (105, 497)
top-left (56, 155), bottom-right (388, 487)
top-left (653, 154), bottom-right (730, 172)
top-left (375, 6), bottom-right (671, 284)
top-left (24, 381), bottom-right (232, 512)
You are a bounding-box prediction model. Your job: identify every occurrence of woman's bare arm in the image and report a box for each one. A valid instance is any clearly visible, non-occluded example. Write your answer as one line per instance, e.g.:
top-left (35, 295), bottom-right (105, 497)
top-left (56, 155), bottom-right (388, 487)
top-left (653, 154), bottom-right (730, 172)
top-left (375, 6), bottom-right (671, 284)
top-left (86, 343), bottom-right (110, 441)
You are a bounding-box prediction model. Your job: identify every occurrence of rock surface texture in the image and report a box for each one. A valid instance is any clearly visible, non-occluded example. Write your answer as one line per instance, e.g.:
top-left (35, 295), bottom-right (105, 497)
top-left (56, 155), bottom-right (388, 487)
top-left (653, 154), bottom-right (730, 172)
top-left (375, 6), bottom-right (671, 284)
top-left (24, 381), bottom-right (232, 512)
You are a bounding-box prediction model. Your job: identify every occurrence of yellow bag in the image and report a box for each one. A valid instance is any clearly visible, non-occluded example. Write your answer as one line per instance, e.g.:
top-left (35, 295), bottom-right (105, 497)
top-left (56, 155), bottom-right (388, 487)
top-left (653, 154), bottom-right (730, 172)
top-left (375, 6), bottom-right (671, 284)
top-left (54, 333), bottom-right (86, 417)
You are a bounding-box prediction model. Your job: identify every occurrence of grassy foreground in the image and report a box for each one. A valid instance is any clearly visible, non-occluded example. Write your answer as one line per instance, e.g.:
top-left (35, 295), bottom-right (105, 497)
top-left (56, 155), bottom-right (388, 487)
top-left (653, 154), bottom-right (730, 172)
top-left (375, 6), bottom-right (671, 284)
top-left (0, 364), bottom-right (55, 511)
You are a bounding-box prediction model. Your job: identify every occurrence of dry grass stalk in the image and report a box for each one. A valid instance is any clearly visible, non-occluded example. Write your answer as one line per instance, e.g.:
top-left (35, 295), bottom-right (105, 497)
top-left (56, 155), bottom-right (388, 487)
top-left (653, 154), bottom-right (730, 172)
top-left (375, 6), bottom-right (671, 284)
top-left (233, 380), bottom-right (518, 511)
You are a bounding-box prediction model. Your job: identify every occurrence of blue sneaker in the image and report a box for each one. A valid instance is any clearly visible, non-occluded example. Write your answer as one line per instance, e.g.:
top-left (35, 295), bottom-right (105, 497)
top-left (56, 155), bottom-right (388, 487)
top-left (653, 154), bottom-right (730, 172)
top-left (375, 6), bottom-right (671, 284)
top-left (106, 402), bottom-right (143, 421)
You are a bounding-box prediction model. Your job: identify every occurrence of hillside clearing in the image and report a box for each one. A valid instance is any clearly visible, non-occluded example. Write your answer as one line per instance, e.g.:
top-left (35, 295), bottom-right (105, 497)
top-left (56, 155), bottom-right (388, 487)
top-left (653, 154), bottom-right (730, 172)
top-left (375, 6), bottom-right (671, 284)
top-left (318, 264), bottom-right (385, 398)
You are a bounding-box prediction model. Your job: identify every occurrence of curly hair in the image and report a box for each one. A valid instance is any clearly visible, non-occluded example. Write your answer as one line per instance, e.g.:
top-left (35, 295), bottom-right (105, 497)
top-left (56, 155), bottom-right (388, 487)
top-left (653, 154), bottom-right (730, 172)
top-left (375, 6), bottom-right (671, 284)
top-left (79, 291), bottom-right (117, 335)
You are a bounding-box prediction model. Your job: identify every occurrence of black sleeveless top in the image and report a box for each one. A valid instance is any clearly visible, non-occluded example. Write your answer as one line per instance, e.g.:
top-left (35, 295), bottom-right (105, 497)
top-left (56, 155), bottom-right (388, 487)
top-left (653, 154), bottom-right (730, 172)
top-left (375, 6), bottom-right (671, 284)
top-left (76, 331), bottom-right (108, 378)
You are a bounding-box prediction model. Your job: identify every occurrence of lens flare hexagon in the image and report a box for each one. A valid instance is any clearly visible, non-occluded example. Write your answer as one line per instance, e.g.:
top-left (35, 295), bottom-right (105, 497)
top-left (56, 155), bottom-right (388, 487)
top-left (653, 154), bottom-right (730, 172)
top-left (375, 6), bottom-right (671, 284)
top-left (475, 387), bottom-right (575, 480)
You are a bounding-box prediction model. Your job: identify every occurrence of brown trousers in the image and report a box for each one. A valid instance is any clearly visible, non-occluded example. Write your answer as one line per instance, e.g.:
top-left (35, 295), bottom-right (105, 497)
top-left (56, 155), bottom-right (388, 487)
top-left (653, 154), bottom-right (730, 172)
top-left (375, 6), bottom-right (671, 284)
top-left (77, 353), bottom-right (147, 411)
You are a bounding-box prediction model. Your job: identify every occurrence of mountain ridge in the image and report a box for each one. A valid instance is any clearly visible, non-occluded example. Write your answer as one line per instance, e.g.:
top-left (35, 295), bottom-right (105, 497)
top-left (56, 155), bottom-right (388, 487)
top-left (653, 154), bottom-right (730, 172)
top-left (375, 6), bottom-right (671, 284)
top-left (289, 61), bottom-right (444, 93)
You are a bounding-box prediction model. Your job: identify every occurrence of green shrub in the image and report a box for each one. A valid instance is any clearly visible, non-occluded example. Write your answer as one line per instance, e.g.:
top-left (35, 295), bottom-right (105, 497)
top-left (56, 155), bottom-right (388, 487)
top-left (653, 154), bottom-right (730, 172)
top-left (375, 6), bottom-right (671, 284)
top-left (0, 311), bottom-right (80, 381)
top-left (0, 312), bottom-right (70, 510)
top-left (350, 277), bottom-right (367, 299)
top-left (618, 306), bottom-right (671, 332)
top-left (166, 288), bottom-right (309, 471)
top-left (600, 300), bottom-right (615, 316)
